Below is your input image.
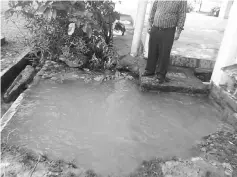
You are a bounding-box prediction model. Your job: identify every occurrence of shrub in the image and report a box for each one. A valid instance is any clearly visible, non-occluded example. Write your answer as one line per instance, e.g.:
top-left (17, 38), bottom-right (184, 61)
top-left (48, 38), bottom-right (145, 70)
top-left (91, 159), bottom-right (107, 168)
top-left (5, 1), bottom-right (120, 70)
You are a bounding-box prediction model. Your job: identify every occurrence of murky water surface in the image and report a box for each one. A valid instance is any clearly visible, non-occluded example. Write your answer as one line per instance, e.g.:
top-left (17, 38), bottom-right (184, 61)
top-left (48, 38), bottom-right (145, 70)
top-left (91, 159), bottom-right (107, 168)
top-left (2, 79), bottom-right (221, 175)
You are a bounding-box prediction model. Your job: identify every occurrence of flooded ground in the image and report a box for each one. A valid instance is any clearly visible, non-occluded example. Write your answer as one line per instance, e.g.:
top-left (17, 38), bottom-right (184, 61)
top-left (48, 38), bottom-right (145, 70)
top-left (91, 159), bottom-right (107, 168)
top-left (1, 78), bottom-right (221, 176)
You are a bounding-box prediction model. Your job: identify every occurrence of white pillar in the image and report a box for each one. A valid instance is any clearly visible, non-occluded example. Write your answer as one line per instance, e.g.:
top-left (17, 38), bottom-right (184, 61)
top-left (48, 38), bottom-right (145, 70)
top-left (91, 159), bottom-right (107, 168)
top-left (219, 0), bottom-right (234, 19)
top-left (144, 1), bottom-right (154, 58)
top-left (211, 0), bottom-right (237, 86)
top-left (130, 0), bottom-right (148, 57)
top-left (144, 33), bottom-right (150, 58)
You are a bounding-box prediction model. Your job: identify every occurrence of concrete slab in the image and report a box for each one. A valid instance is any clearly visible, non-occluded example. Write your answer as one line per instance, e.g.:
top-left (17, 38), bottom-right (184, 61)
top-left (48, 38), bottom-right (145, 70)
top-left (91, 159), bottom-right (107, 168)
top-left (1, 47), bottom-right (31, 93)
top-left (173, 13), bottom-right (226, 62)
top-left (170, 54), bottom-right (216, 69)
top-left (1, 35), bottom-right (6, 46)
top-left (172, 13), bottom-right (227, 61)
top-left (140, 67), bottom-right (208, 94)
top-left (222, 64), bottom-right (237, 80)
top-left (210, 84), bottom-right (237, 128)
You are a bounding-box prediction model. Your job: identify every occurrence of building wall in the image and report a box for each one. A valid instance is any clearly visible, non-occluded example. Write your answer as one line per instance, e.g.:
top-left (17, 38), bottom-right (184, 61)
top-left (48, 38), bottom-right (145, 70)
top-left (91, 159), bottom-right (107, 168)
top-left (211, 0), bottom-right (237, 86)
top-left (219, 0), bottom-right (234, 19)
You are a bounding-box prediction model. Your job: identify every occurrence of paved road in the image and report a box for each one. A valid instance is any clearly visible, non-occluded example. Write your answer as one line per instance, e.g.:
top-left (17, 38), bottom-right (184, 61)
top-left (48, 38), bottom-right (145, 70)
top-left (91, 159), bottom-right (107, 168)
top-left (142, 12), bottom-right (227, 62)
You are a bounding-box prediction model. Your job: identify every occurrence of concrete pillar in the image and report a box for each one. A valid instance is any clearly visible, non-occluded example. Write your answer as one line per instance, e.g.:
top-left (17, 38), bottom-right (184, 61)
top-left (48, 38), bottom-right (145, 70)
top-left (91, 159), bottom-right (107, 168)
top-left (219, 0), bottom-right (234, 19)
top-left (144, 1), bottom-right (154, 58)
top-left (211, 0), bottom-right (237, 86)
top-left (144, 33), bottom-right (150, 58)
top-left (130, 0), bottom-right (148, 57)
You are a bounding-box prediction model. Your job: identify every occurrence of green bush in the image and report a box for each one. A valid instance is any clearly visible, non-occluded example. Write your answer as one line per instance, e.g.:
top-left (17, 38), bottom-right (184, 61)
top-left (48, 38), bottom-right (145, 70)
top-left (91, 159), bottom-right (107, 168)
top-left (5, 1), bottom-right (120, 70)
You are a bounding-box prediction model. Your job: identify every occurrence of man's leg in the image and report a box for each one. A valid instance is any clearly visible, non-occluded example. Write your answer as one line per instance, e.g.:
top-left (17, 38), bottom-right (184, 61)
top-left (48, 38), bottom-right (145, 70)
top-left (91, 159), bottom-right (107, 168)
top-left (143, 27), bottom-right (159, 76)
top-left (156, 28), bottom-right (175, 81)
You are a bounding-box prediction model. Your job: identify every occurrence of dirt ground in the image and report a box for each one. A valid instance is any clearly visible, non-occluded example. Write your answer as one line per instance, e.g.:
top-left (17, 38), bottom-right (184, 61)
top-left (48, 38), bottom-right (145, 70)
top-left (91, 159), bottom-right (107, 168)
top-left (1, 142), bottom-right (89, 177)
top-left (197, 123), bottom-right (237, 176)
top-left (1, 123), bottom-right (236, 177)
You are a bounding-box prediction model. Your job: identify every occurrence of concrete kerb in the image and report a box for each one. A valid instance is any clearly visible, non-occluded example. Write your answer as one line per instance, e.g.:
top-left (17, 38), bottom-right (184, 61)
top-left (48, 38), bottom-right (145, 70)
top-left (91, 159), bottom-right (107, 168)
top-left (209, 83), bottom-right (237, 129)
top-left (0, 72), bottom-right (41, 132)
top-left (1, 47), bottom-right (32, 93)
top-left (170, 54), bottom-right (216, 69)
top-left (0, 47), bottom-right (31, 77)
top-left (1, 35), bottom-right (6, 46)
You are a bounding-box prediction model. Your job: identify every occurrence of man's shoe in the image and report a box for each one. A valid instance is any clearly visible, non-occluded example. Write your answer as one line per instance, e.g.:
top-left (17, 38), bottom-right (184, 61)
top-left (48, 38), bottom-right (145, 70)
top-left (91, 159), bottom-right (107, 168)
top-left (164, 77), bottom-right (171, 82)
top-left (142, 70), bottom-right (155, 77)
top-left (158, 77), bottom-right (165, 84)
top-left (156, 74), bottom-right (165, 84)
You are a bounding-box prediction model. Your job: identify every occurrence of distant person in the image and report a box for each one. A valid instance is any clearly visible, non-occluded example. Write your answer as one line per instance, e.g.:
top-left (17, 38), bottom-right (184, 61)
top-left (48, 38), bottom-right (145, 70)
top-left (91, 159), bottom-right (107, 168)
top-left (142, 0), bottom-right (187, 83)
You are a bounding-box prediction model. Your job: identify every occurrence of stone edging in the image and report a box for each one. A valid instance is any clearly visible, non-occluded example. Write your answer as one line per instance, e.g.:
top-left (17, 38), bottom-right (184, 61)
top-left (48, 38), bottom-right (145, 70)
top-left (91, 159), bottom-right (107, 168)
top-left (209, 83), bottom-right (237, 129)
top-left (0, 47), bottom-right (31, 77)
top-left (170, 54), bottom-right (215, 69)
top-left (1, 47), bottom-right (31, 93)
top-left (1, 36), bottom-right (6, 46)
top-left (0, 74), bottom-right (41, 132)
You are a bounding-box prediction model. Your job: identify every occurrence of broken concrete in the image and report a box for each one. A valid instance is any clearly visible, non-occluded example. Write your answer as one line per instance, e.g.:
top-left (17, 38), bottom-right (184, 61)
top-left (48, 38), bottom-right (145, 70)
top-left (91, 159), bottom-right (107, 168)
top-left (1, 47), bottom-right (31, 93)
top-left (140, 67), bottom-right (208, 94)
top-left (3, 65), bottom-right (35, 103)
top-left (194, 68), bottom-right (213, 82)
top-left (170, 54), bottom-right (216, 69)
top-left (210, 84), bottom-right (237, 129)
top-left (1, 35), bottom-right (6, 46)
top-left (209, 64), bottom-right (237, 129)
top-left (161, 157), bottom-right (232, 177)
top-left (221, 64), bottom-right (237, 95)
top-left (116, 52), bottom-right (208, 94)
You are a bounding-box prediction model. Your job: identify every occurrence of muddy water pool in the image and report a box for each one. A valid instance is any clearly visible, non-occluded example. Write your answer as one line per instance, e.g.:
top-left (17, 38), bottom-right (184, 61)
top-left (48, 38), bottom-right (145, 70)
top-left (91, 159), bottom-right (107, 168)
top-left (2, 78), bottom-right (221, 175)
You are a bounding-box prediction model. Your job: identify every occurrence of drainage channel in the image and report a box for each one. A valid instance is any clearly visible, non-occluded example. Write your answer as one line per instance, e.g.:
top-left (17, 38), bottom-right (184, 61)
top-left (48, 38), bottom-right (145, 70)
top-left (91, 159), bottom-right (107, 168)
top-left (1, 48), bottom-right (36, 116)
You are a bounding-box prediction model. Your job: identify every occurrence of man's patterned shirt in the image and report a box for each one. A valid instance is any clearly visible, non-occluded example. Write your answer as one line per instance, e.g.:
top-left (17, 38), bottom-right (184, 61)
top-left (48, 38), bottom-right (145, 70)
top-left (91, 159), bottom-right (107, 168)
top-left (149, 0), bottom-right (187, 32)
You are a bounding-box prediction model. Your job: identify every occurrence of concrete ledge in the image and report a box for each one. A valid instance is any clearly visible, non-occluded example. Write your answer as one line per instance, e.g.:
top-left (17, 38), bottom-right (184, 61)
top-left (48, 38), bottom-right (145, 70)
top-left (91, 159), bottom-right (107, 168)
top-left (170, 54), bottom-right (215, 69)
top-left (210, 84), bottom-right (237, 112)
top-left (222, 64), bottom-right (237, 81)
top-left (1, 47), bottom-right (31, 93)
top-left (0, 73), bottom-right (41, 131)
top-left (0, 72), bottom-right (40, 132)
top-left (209, 83), bottom-right (237, 129)
top-left (220, 64), bottom-right (237, 96)
top-left (1, 36), bottom-right (6, 46)
top-left (3, 65), bottom-right (35, 103)
top-left (140, 67), bottom-right (208, 94)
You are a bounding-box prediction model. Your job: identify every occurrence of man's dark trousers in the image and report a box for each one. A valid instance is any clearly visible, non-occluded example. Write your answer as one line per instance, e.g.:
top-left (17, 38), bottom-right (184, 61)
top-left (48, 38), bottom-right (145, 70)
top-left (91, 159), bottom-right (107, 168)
top-left (145, 26), bottom-right (176, 77)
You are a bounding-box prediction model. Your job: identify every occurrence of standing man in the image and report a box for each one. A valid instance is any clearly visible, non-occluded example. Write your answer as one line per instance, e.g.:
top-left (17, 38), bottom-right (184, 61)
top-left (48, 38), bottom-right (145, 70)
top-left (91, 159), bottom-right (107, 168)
top-left (142, 0), bottom-right (187, 83)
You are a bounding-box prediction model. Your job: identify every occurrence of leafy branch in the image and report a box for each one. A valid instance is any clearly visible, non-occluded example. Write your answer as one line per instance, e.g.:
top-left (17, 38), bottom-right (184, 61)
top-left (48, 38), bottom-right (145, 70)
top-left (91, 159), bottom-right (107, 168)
top-left (5, 0), bottom-right (120, 70)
